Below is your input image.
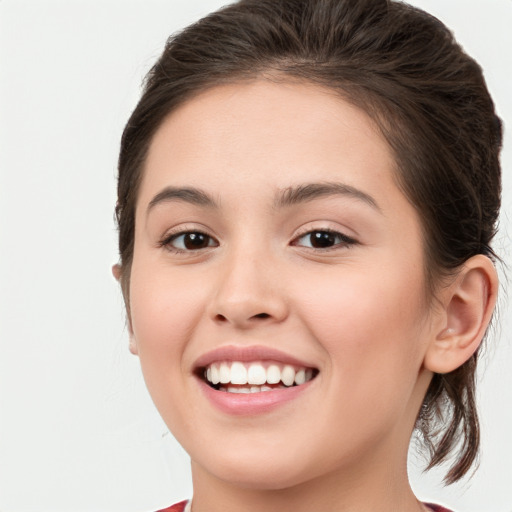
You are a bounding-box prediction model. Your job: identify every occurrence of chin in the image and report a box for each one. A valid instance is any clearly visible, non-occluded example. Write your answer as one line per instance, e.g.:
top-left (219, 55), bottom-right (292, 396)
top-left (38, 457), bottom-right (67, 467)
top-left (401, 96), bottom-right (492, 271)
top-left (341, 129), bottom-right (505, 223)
top-left (193, 447), bottom-right (323, 491)
top-left (221, 468), bottom-right (310, 491)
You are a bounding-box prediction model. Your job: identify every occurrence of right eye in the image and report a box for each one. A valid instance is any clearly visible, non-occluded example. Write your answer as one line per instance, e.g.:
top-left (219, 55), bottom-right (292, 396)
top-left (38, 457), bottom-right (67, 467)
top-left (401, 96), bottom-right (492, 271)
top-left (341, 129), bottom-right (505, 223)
top-left (162, 231), bottom-right (218, 252)
top-left (291, 229), bottom-right (357, 250)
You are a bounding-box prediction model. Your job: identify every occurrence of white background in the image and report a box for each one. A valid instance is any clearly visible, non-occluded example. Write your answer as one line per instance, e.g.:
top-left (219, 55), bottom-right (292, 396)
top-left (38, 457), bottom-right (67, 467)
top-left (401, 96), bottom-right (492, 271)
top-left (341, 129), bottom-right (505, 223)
top-left (0, 1), bottom-right (510, 511)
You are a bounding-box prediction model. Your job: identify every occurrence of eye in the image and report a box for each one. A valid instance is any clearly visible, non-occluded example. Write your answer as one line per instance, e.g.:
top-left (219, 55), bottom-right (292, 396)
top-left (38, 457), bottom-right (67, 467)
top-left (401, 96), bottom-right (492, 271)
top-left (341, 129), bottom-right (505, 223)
top-left (162, 231), bottom-right (218, 252)
top-left (292, 229), bottom-right (356, 249)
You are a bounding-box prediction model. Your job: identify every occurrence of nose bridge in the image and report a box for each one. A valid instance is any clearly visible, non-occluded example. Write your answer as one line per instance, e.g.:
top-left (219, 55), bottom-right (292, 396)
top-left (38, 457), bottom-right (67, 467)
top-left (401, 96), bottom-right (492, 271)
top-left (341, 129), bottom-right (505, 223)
top-left (210, 238), bottom-right (287, 327)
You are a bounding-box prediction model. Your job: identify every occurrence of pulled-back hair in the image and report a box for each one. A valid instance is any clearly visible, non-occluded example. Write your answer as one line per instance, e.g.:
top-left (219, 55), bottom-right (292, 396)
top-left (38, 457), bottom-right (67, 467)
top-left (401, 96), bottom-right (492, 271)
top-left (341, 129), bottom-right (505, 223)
top-left (116, 0), bottom-right (502, 483)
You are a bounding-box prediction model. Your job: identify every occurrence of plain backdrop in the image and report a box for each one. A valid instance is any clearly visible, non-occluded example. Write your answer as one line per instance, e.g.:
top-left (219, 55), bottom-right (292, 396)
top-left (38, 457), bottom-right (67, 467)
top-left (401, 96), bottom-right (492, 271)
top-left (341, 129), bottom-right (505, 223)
top-left (0, 1), bottom-right (511, 511)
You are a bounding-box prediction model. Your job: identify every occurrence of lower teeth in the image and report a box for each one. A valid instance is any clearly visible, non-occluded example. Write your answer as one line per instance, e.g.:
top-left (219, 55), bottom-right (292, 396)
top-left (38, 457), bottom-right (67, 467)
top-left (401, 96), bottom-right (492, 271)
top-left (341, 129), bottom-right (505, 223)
top-left (217, 384), bottom-right (290, 393)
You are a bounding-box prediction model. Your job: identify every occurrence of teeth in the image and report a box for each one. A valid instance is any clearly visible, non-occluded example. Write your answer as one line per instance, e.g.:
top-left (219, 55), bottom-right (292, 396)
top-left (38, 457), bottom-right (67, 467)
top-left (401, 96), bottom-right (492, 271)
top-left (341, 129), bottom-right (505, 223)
top-left (247, 363), bottom-right (267, 385)
top-left (219, 363), bottom-right (230, 384)
top-left (221, 384), bottom-right (285, 393)
top-left (226, 386), bottom-right (250, 394)
top-left (294, 369), bottom-right (306, 385)
top-left (211, 364), bottom-right (220, 384)
top-left (230, 362), bottom-right (248, 385)
top-left (203, 361), bottom-right (316, 389)
top-left (281, 365), bottom-right (295, 386)
top-left (266, 364), bottom-right (281, 384)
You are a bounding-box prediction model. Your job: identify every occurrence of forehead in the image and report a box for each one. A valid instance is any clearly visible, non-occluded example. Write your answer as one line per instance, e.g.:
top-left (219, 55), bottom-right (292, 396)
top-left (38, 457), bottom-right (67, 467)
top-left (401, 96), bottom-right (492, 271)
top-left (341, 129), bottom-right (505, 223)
top-left (139, 80), bottom-right (402, 210)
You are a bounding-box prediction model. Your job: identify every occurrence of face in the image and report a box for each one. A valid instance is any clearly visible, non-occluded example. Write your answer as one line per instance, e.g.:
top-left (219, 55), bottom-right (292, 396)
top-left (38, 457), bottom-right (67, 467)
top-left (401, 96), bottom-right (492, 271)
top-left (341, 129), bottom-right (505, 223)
top-left (128, 80), bottom-right (436, 490)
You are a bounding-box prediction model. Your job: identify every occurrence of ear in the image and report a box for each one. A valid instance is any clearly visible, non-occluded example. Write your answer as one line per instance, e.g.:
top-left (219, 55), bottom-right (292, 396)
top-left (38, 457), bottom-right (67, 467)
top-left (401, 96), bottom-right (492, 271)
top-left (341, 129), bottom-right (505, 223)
top-left (128, 333), bottom-right (139, 356)
top-left (112, 263), bottom-right (122, 281)
top-left (111, 264), bottom-right (139, 356)
top-left (424, 255), bottom-right (498, 374)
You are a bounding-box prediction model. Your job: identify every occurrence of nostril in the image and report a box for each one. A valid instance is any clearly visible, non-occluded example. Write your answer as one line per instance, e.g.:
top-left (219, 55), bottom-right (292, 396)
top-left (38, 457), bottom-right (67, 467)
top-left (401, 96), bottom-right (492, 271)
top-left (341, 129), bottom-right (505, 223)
top-left (212, 311), bottom-right (274, 325)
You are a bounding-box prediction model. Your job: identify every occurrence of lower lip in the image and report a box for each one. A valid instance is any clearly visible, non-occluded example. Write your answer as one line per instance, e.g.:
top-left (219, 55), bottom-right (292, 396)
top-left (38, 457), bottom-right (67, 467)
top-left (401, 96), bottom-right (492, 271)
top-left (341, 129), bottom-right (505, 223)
top-left (197, 378), bottom-right (315, 416)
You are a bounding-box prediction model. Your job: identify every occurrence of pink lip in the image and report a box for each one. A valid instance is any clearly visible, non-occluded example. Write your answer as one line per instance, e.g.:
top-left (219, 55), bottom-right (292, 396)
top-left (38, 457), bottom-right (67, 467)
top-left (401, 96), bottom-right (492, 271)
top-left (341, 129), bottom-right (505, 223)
top-left (197, 377), bottom-right (316, 416)
top-left (193, 345), bottom-right (318, 416)
top-left (193, 345), bottom-right (315, 369)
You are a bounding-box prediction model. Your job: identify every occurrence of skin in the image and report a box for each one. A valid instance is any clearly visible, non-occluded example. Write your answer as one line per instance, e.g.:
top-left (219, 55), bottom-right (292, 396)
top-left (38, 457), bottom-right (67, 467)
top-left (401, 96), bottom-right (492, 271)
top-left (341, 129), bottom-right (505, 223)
top-left (120, 80), bottom-right (496, 512)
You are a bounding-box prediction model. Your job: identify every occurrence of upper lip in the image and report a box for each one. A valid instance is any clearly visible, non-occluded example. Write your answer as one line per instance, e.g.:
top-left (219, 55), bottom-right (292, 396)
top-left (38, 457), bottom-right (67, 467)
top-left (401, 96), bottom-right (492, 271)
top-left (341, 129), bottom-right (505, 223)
top-left (193, 345), bottom-right (317, 370)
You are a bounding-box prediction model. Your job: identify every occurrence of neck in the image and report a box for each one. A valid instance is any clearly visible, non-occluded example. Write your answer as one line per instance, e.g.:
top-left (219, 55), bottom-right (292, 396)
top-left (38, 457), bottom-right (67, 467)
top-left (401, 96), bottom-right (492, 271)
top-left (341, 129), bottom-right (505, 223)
top-left (189, 448), bottom-right (423, 512)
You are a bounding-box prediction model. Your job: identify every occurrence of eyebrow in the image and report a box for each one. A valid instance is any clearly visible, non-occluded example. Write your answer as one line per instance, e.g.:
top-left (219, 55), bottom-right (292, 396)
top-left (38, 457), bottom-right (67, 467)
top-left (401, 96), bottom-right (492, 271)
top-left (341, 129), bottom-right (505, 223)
top-left (146, 181), bottom-right (380, 214)
top-left (274, 182), bottom-right (381, 211)
top-left (147, 186), bottom-right (218, 213)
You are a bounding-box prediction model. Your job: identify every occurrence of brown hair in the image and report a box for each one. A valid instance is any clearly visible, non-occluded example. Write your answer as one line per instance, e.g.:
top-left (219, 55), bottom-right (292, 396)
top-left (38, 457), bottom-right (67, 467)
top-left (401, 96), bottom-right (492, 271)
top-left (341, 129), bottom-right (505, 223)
top-left (115, 0), bottom-right (502, 483)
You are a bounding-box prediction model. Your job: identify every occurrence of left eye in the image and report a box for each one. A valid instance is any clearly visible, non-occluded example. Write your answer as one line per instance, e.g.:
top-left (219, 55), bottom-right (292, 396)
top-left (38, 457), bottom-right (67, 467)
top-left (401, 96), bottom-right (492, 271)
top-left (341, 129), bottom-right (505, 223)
top-left (165, 231), bottom-right (218, 251)
top-left (293, 230), bottom-right (355, 249)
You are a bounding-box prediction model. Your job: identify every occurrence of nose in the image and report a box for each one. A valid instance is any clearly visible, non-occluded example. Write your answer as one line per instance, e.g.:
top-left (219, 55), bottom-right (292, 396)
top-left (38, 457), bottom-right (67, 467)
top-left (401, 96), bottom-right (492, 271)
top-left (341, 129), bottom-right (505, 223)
top-left (209, 247), bottom-right (289, 329)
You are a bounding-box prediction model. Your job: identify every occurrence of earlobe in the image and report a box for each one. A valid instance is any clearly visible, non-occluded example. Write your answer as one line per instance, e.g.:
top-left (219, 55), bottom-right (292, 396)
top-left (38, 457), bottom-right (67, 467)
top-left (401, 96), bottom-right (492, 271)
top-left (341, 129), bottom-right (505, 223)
top-left (424, 255), bottom-right (498, 374)
top-left (112, 263), bottom-right (122, 281)
top-left (129, 333), bottom-right (139, 355)
top-left (125, 307), bottom-right (138, 356)
top-left (112, 263), bottom-right (139, 355)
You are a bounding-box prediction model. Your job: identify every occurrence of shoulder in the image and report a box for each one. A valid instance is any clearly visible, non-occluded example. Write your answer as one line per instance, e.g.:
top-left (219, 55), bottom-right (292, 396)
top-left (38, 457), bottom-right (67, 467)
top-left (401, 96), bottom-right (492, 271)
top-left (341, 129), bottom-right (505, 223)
top-left (155, 500), bottom-right (189, 512)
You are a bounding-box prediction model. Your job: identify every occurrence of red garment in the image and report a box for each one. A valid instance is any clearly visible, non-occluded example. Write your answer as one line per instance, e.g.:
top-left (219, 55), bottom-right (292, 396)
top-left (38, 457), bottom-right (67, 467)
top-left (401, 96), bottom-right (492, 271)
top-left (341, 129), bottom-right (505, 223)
top-left (156, 500), bottom-right (453, 511)
top-left (156, 501), bottom-right (188, 512)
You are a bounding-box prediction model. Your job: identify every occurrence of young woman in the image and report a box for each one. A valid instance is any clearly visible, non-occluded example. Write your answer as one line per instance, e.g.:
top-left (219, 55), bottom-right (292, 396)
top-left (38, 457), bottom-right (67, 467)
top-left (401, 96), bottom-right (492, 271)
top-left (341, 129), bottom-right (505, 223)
top-left (113, 1), bottom-right (503, 510)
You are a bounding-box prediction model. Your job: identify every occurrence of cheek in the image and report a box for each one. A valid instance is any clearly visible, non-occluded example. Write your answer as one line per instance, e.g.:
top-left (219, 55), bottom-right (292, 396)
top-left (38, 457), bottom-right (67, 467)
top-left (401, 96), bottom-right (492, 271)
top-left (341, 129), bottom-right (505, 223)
top-left (128, 259), bottom-right (208, 433)
top-left (293, 258), bottom-right (429, 385)
top-left (285, 263), bottom-right (430, 463)
top-left (127, 254), bottom-right (211, 400)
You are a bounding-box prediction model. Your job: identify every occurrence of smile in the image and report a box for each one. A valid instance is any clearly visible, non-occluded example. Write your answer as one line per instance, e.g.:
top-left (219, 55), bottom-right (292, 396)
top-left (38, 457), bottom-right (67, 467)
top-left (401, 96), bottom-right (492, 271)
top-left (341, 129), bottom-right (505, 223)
top-left (194, 345), bottom-right (319, 413)
top-left (202, 361), bottom-right (317, 393)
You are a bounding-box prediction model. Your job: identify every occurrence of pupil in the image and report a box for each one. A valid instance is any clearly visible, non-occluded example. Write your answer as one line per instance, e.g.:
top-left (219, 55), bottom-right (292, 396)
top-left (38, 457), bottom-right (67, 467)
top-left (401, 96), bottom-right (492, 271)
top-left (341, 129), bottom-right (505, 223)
top-left (311, 231), bottom-right (335, 248)
top-left (184, 233), bottom-right (208, 249)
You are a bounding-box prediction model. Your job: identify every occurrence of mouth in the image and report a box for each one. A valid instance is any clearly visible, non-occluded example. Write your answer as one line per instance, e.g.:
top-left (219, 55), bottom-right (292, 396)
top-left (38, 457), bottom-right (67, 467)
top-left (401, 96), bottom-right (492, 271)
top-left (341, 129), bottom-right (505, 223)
top-left (194, 346), bottom-right (320, 414)
top-left (197, 360), bottom-right (318, 393)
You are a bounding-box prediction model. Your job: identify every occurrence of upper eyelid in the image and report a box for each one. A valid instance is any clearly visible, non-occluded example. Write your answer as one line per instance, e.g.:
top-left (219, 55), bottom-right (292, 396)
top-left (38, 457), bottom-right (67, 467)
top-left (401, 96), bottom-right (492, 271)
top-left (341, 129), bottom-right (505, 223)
top-left (158, 231), bottom-right (219, 256)
top-left (157, 224), bottom-right (358, 247)
top-left (160, 223), bottom-right (215, 239)
top-left (292, 225), bottom-right (358, 241)
top-left (158, 226), bottom-right (219, 248)
top-left (290, 228), bottom-right (360, 252)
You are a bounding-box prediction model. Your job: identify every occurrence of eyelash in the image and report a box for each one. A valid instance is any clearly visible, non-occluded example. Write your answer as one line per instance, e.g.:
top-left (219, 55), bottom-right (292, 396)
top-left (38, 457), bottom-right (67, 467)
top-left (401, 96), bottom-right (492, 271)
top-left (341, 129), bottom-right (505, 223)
top-left (291, 228), bottom-right (358, 251)
top-left (159, 227), bottom-right (357, 254)
top-left (159, 229), bottom-right (219, 254)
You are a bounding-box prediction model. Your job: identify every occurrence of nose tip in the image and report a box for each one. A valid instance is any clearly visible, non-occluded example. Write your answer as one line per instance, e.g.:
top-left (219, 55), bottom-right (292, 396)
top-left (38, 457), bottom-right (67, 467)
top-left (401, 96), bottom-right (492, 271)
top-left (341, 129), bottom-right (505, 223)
top-left (209, 258), bottom-right (288, 328)
top-left (212, 297), bottom-right (287, 329)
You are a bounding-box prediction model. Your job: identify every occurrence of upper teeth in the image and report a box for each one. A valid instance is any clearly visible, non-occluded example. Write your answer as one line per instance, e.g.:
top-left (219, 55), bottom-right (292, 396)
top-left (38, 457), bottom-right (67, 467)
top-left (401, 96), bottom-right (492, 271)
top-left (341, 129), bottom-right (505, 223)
top-left (204, 361), bottom-right (314, 387)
